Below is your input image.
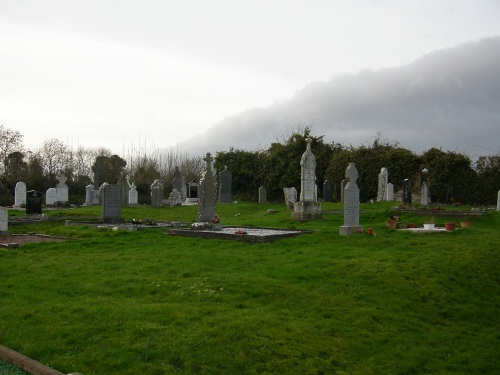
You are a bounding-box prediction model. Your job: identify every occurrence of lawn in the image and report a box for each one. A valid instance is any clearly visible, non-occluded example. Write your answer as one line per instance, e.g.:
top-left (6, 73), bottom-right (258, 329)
top-left (0, 202), bottom-right (499, 374)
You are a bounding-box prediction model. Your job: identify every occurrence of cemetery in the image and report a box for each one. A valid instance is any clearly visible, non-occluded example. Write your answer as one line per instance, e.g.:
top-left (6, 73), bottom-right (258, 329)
top-left (0, 133), bottom-right (499, 374)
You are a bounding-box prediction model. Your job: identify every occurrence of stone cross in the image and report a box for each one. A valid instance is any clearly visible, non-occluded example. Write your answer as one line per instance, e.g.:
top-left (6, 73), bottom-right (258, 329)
top-left (197, 153), bottom-right (217, 223)
top-left (218, 165), bottom-right (232, 204)
top-left (299, 138), bottom-right (317, 202)
top-left (377, 167), bottom-right (388, 202)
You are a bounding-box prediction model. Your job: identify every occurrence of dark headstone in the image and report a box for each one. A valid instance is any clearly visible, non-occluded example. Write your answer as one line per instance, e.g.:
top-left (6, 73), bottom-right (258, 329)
top-left (218, 166), bottom-right (232, 204)
top-left (323, 180), bottom-right (333, 202)
top-left (26, 190), bottom-right (42, 215)
top-left (100, 184), bottom-right (122, 223)
top-left (189, 179), bottom-right (198, 198)
top-left (403, 179), bottom-right (412, 205)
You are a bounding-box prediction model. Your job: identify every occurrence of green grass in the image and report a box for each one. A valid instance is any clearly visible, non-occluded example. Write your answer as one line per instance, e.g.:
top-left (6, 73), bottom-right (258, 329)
top-left (1, 202), bottom-right (499, 374)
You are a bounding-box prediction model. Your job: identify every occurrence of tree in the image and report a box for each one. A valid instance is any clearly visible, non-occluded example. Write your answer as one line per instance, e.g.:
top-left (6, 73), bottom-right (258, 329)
top-left (39, 138), bottom-right (69, 186)
top-left (474, 153), bottom-right (500, 205)
top-left (0, 125), bottom-right (24, 177)
top-left (93, 154), bottom-right (127, 185)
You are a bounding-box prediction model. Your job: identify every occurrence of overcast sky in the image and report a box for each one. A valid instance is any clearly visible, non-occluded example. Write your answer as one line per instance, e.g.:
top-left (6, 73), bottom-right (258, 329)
top-left (1, 0), bottom-right (500, 158)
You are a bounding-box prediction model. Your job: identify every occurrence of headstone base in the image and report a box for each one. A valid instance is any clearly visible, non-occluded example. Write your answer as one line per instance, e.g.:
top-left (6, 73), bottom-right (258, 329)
top-left (184, 198), bottom-right (199, 204)
top-left (99, 217), bottom-right (124, 224)
top-left (291, 201), bottom-right (323, 220)
top-left (339, 225), bottom-right (363, 236)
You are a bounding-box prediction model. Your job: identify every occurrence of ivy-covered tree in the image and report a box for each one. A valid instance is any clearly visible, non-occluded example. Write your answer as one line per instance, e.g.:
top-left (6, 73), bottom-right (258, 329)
top-left (474, 153), bottom-right (500, 205)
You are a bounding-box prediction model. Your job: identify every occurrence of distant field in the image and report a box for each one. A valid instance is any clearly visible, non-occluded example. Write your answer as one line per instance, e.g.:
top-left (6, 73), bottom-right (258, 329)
top-left (1, 202), bottom-right (498, 374)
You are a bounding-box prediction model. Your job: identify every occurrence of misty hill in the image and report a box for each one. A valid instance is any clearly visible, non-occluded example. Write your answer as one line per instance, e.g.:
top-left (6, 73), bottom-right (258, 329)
top-left (176, 36), bottom-right (500, 158)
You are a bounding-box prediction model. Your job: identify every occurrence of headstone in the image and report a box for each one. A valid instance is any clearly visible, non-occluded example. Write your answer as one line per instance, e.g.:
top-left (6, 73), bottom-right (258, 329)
top-left (197, 153), bottom-right (217, 223)
top-left (172, 166), bottom-right (183, 193)
top-left (84, 184), bottom-right (99, 206)
top-left (218, 166), bottom-right (232, 204)
top-left (386, 183), bottom-right (394, 201)
top-left (117, 174), bottom-right (129, 206)
top-left (14, 181), bottom-right (27, 208)
top-left (421, 182), bottom-right (429, 206)
top-left (185, 179), bottom-right (198, 203)
top-left (283, 187), bottom-right (297, 209)
top-left (339, 163), bottom-right (363, 236)
top-left (150, 179), bottom-right (164, 207)
top-left (26, 190), bottom-right (42, 215)
top-left (181, 180), bottom-right (187, 200)
top-left (259, 186), bottom-right (267, 204)
top-left (128, 182), bottom-right (138, 205)
top-left (403, 179), bottom-right (412, 205)
top-left (100, 184), bottom-right (122, 223)
top-left (292, 138), bottom-right (322, 220)
top-left (323, 180), bottom-right (333, 202)
top-left (55, 174), bottom-right (69, 203)
top-left (169, 189), bottom-right (183, 207)
top-left (91, 162), bottom-right (102, 190)
top-left (377, 167), bottom-right (388, 202)
top-left (98, 182), bottom-right (108, 205)
top-left (46, 188), bottom-right (57, 205)
top-left (340, 179), bottom-right (347, 203)
top-left (0, 207), bottom-right (9, 235)
top-left (497, 190), bottom-right (500, 211)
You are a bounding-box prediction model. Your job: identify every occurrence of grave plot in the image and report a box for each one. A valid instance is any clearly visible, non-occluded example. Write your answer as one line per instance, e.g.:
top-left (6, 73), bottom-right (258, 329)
top-left (166, 226), bottom-right (314, 243)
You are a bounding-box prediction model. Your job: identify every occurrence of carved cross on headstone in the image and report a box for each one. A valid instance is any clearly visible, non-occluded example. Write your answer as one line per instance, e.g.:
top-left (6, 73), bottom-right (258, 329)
top-left (345, 163), bottom-right (358, 185)
top-left (56, 174), bottom-right (67, 185)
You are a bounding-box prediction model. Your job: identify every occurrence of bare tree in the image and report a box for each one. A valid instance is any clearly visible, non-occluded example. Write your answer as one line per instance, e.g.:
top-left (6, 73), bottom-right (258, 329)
top-left (0, 125), bottom-right (24, 176)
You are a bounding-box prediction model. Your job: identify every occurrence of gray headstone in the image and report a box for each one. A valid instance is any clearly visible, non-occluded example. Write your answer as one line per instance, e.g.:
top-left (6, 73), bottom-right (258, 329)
top-left (197, 153), bottom-right (217, 223)
top-left (14, 181), bottom-right (26, 208)
top-left (340, 179), bottom-right (347, 203)
top-left (151, 179), bottom-right (164, 207)
top-left (218, 166), bottom-right (232, 204)
top-left (128, 182), bottom-right (138, 205)
top-left (403, 179), bottom-right (412, 205)
top-left (339, 163), bottom-right (363, 236)
top-left (258, 186), bottom-right (267, 204)
top-left (56, 174), bottom-right (69, 203)
top-left (386, 183), bottom-right (394, 201)
top-left (377, 167), bottom-right (388, 202)
top-left (172, 166), bottom-right (183, 192)
top-left (0, 207), bottom-right (9, 235)
top-left (323, 180), bottom-right (333, 202)
top-left (84, 184), bottom-right (99, 206)
top-left (283, 187), bottom-right (297, 209)
top-left (421, 182), bottom-right (429, 206)
top-left (497, 190), bottom-right (500, 211)
top-left (299, 138), bottom-right (317, 202)
top-left (26, 190), bottom-right (42, 215)
top-left (101, 184), bottom-right (122, 223)
top-left (169, 189), bottom-right (183, 207)
top-left (117, 175), bottom-right (129, 206)
top-left (46, 188), bottom-right (57, 205)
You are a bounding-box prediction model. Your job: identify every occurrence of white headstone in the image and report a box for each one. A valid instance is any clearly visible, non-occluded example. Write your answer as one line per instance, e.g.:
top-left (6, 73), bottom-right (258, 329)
top-left (377, 167), bottom-right (388, 202)
top-left (421, 182), bottom-right (429, 206)
top-left (0, 207), bottom-right (9, 234)
top-left (56, 174), bottom-right (69, 203)
top-left (14, 181), bottom-right (27, 208)
top-left (339, 163), bottom-right (363, 236)
top-left (386, 183), bottom-right (394, 201)
top-left (299, 138), bottom-right (317, 202)
top-left (46, 188), bottom-right (57, 205)
top-left (169, 189), bottom-right (183, 207)
top-left (283, 187), bottom-right (297, 209)
top-left (128, 182), bottom-right (138, 205)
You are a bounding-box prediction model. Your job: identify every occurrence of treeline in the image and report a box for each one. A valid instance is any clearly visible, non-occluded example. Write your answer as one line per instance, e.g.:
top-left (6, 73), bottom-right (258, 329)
top-left (0, 125), bottom-right (499, 206)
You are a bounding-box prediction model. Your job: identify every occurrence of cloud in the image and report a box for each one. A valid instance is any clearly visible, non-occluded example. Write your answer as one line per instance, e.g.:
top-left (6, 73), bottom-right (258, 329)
top-left (176, 37), bottom-right (500, 158)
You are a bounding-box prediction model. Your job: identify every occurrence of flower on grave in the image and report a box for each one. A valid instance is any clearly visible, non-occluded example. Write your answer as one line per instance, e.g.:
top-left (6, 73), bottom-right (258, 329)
top-left (235, 229), bottom-right (247, 235)
top-left (211, 214), bottom-right (220, 223)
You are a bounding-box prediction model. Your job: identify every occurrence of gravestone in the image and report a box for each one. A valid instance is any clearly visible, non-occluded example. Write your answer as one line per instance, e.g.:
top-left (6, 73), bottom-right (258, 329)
top-left (197, 153), bottom-right (217, 223)
top-left (172, 166), bottom-right (183, 193)
top-left (117, 174), bottom-right (129, 206)
top-left (323, 180), bottom-right (333, 202)
top-left (292, 138), bottom-right (322, 220)
top-left (0, 207), bottom-right (9, 235)
top-left (386, 183), bottom-right (394, 201)
top-left (14, 181), bottom-right (27, 208)
top-left (84, 184), bottom-right (99, 206)
top-left (169, 189), bottom-right (183, 207)
top-left (283, 187), bottom-right (297, 209)
top-left (46, 188), bottom-right (57, 205)
top-left (91, 162), bottom-right (102, 190)
top-left (98, 182), bottom-right (108, 205)
top-left (186, 179), bottom-right (198, 203)
top-left (497, 190), bottom-right (500, 211)
top-left (55, 174), bottom-right (69, 203)
top-left (402, 179), bottom-right (412, 205)
top-left (377, 167), bottom-right (388, 202)
top-left (151, 179), bottom-right (164, 207)
top-left (339, 163), bottom-right (363, 236)
top-left (340, 179), bottom-right (347, 203)
top-left (100, 184), bottom-right (122, 223)
top-left (26, 190), bottom-right (42, 215)
top-left (128, 182), bottom-right (138, 205)
top-left (218, 166), bottom-right (232, 204)
top-left (259, 186), bottom-right (267, 204)
top-left (421, 182), bottom-right (429, 206)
